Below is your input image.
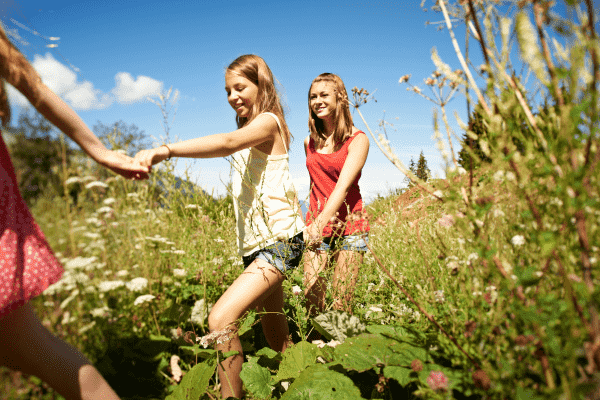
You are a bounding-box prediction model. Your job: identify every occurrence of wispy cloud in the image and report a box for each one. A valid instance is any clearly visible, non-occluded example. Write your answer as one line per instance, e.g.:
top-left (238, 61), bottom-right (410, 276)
top-left (6, 53), bottom-right (164, 110)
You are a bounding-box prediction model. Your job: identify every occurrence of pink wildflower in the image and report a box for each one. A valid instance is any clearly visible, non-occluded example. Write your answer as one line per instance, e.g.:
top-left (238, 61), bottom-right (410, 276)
top-left (427, 371), bottom-right (449, 392)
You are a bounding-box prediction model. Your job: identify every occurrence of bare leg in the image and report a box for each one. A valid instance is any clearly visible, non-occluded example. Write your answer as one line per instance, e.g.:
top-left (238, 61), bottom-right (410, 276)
top-left (0, 303), bottom-right (120, 400)
top-left (332, 250), bottom-right (363, 313)
top-left (208, 259), bottom-right (286, 399)
top-left (257, 285), bottom-right (292, 353)
top-left (303, 249), bottom-right (329, 316)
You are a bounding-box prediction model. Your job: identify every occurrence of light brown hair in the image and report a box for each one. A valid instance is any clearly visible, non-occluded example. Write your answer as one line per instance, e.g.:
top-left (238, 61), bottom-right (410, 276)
top-left (0, 24), bottom-right (43, 127)
top-left (308, 73), bottom-right (354, 149)
top-left (226, 54), bottom-right (292, 148)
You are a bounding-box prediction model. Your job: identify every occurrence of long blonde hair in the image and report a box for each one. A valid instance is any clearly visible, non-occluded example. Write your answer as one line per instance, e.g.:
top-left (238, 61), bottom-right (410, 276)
top-left (226, 54), bottom-right (292, 147)
top-left (308, 73), bottom-right (354, 149)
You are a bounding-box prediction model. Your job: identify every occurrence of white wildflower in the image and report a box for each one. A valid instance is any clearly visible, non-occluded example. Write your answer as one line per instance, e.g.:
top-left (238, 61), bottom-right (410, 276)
top-left (185, 204), bottom-right (199, 209)
top-left (103, 198), bottom-right (116, 205)
top-left (97, 206), bottom-right (114, 214)
top-left (475, 219), bottom-right (484, 228)
top-left (78, 321), bottom-right (96, 334)
top-left (367, 282), bottom-right (375, 291)
top-left (190, 299), bottom-right (212, 325)
top-left (369, 306), bottom-right (383, 312)
top-left (493, 170), bottom-right (505, 182)
top-left (61, 311), bottom-right (76, 325)
top-left (433, 190), bottom-right (443, 198)
top-left (458, 167), bottom-right (466, 175)
top-left (43, 301), bottom-right (54, 307)
top-left (173, 269), bottom-right (186, 277)
top-left (134, 294), bottom-right (156, 306)
top-left (126, 277), bottom-right (149, 292)
top-left (85, 181), bottom-right (108, 189)
top-left (213, 238), bottom-right (225, 243)
top-left (116, 270), bottom-right (129, 277)
top-left (90, 306), bottom-right (111, 318)
top-left (65, 177), bottom-right (82, 185)
top-left (467, 253), bottom-right (479, 261)
top-left (197, 328), bottom-right (234, 348)
top-left (98, 280), bottom-right (125, 292)
top-left (434, 290), bottom-right (445, 303)
top-left (172, 250), bottom-right (185, 255)
top-left (292, 285), bottom-right (302, 296)
top-left (212, 257), bottom-right (223, 265)
top-left (511, 235), bottom-right (526, 246)
top-left (127, 192), bottom-right (139, 198)
top-left (505, 171), bottom-right (516, 182)
top-left (59, 289), bottom-right (79, 309)
top-left (64, 256), bottom-right (98, 270)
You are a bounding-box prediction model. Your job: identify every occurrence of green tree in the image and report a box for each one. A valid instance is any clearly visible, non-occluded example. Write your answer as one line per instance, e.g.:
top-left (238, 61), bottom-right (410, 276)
top-left (457, 108), bottom-right (492, 170)
top-left (403, 157), bottom-right (416, 187)
top-left (415, 150), bottom-right (430, 182)
top-left (7, 109), bottom-right (70, 205)
top-left (93, 120), bottom-right (149, 157)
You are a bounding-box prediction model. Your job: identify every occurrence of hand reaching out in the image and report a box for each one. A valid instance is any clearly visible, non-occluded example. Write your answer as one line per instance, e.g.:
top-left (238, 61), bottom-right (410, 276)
top-left (134, 145), bottom-right (171, 169)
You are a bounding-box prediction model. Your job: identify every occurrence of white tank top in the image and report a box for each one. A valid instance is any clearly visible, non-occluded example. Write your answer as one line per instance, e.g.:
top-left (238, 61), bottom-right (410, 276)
top-left (230, 112), bottom-right (305, 256)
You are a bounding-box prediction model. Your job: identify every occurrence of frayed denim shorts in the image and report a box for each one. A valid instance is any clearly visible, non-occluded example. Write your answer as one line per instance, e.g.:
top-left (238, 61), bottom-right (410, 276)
top-left (316, 232), bottom-right (369, 252)
top-left (242, 232), bottom-right (305, 274)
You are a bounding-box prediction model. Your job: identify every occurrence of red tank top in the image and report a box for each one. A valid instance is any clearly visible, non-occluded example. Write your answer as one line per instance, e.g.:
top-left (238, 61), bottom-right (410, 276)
top-left (306, 131), bottom-right (370, 237)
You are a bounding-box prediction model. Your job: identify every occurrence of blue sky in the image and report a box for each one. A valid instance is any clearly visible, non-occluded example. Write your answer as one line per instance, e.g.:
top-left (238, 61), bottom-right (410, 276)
top-left (2, 0), bottom-right (476, 202)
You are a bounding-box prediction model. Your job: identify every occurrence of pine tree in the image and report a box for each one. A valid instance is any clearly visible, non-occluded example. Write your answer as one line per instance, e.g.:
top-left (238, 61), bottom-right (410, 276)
top-left (458, 108), bottom-right (492, 170)
top-left (404, 157), bottom-right (416, 187)
top-left (416, 150), bottom-right (430, 182)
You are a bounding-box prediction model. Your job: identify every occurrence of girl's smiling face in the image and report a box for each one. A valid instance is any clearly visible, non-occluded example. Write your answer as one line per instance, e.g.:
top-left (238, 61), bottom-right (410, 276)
top-left (225, 72), bottom-right (259, 118)
top-left (309, 81), bottom-right (337, 121)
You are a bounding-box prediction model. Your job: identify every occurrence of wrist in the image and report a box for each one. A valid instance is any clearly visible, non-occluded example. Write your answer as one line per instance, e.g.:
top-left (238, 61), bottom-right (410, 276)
top-left (159, 144), bottom-right (172, 161)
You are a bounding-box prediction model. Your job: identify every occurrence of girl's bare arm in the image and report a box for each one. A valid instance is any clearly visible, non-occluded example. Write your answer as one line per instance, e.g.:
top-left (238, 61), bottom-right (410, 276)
top-left (134, 113), bottom-right (279, 166)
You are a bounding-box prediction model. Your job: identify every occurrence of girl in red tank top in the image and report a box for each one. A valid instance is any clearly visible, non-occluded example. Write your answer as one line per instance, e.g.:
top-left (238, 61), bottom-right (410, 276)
top-left (303, 73), bottom-right (370, 315)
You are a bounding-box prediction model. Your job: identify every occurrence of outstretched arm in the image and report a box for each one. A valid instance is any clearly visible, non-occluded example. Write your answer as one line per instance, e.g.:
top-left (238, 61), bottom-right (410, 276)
top-left (134, 113), bottom-right (279, 167)
top-left (0, 36), bottom-right (149, 180)
top-left (305, 132), bottom-right (369, 240)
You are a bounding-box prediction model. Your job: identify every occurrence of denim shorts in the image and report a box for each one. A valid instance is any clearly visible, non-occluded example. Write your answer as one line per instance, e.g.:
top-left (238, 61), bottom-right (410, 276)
top-left (316, 232), bottom-right (369, 252)
top-left (242, 232), bottom-right (305, 273)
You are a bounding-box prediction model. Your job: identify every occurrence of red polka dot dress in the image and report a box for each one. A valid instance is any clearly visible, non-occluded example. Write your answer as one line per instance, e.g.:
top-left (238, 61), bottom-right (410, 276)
top-left (0, 133), bottom-right (63, 318)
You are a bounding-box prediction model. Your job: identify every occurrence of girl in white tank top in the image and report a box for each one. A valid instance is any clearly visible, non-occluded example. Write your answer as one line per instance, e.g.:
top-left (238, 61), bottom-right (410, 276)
top-left (134, 55), bottom-right (304, 399)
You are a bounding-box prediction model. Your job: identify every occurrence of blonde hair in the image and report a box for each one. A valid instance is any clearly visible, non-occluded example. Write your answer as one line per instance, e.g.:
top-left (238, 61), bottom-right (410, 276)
top-left (308, 73), bottom-right (354, 149)
top-left (226, 54), bottom-right (292, 147)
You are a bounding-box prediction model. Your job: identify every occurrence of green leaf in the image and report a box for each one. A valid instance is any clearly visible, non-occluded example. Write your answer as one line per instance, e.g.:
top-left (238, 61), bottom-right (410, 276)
top-left (166, 356), bottom-right (217, 400)
top-left (179, 345), bottom-right (215, 359)
top-left (274, 341), bottom-right (318, 382)
top-left (256, 346), bottom-right (283, 369)
top-left (240, 358), bottom-right (273, 399)
top-left (383, 366), bottom-right (414, 387)
top-left (280, 364), bottom-right (362, 400)
top-left (334, 334), bottom-right (418, 372)
top-left (239, 310), bottom-right (257, 336)
top-left (312, 310), bottom-right (366, 342)
top-left (519, 267), bottom-right (542, 287)
top-left (538, 231), bottom-right (556, 257)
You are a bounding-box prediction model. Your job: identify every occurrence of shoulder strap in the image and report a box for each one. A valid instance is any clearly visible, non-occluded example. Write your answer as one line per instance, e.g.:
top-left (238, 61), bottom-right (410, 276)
top-left (261, 112), bottom-right (287, 152)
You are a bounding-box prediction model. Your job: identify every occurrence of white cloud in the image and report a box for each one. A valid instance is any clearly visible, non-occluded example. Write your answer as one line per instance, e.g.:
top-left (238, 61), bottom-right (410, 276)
top-left (5, 53), bottom-right (165, 111)
top-left (112, 72), bottom-right (162, 104)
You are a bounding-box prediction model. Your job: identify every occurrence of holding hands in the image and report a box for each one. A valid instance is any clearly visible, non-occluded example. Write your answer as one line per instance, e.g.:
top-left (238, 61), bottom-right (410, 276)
top-left (133, 144), bottom-right (171, 170)
top-left (94, 148), bottom-right (150, 180)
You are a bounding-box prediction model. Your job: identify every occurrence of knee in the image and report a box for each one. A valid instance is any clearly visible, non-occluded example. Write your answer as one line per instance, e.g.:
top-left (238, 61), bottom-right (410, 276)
top-left (208, 307), bottom-right (234, 332)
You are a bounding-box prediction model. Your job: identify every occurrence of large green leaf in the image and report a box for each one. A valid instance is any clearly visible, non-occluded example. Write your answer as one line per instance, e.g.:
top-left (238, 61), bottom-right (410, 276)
top-left (166, 356), bottom-right (217, 400)
top-left (312, 311), bottom-right (366, 342)
top-left (280, 364), bottom-right (362, 400)
top-left (334, 334), bottom-right (423, 372)
top-left (274, 341), bottom-right (318, 382)
top-left (240, 358), bottom-right (273, 399)
top-left (383, 366), bottom-right (414, 387)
